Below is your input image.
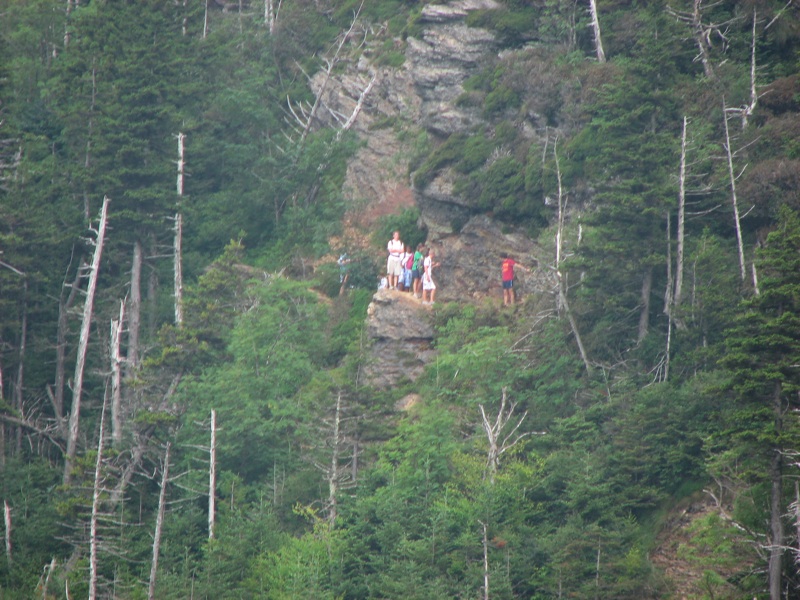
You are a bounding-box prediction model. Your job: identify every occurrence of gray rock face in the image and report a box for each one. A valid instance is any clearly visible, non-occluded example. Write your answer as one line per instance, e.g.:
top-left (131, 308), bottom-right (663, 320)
top-left (423, 215), bottom-right (555, 304)
top-left (406, 8), bottom-right (497, 135)
top-left (363, 289), bottom-right (436, 388)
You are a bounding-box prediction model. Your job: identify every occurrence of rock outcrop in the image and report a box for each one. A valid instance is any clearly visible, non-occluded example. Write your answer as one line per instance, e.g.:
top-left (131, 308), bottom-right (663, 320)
top-left (318, 0), bottom-right (555, 385)
top-left (363, 289), bottom-right (436, 388)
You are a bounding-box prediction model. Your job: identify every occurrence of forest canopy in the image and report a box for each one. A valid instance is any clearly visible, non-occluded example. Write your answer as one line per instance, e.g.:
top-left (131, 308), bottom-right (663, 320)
top-left (1, 0), bottom-right (799, 598)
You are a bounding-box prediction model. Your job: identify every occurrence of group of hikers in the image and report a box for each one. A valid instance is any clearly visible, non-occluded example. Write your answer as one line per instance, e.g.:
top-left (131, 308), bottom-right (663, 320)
top-left (383, 230), bottom-right (531, 306)
top-left (337, 230), bottom-right (531, 306)
top-left (384, 230), bottom-right (440, 304)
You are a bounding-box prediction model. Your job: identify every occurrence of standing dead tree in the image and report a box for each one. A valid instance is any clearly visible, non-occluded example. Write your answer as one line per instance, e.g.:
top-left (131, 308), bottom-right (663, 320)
top-left (174, 132), bottom-right (186, 327)
top-left (209, 409), bottom-right (217, 540)
top-left (721, 98), bottom-right (749, 283)
top-left (65, 196), bottom-right (110, 485)
top-left (588, 0), bottom-right (606, 62)
top-left (550, 137), bottom-right (592, 374)
top-left (148, 442), bottom-right (171, 600)
top-left (88, 392), bottom-right (109, 600)
top-left (110, 301), bottom-right (126, 447)
top-left (313, 391), bottom-right (360, 527)
top-left (264, 0), bottom-right (283, 34)
top-left (667, 0), bottom-right (738, 79)
top-left (478, 388), bottom-right (538, 485)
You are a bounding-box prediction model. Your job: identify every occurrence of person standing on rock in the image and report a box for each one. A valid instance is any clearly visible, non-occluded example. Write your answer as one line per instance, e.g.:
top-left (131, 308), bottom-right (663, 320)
top-left (501, 252), bottom-right (529, 306)
top-left (412, 243), bottom-right (426, 298)
top-left (422, 248), bottom-right (440, 305)
top-left (387, 230), bottom-right (404, 290)
top-left (400, 244), bottom-right (413, 292)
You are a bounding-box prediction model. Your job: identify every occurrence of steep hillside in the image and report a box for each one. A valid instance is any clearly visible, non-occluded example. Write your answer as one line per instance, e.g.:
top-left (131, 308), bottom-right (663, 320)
top-left (1, 0), bottom-right (799, 598)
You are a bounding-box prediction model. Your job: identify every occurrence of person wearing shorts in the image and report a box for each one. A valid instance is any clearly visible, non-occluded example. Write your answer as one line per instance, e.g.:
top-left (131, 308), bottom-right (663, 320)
top-left (422, 249), bottom-right (440, 305)
top-left (501, 252), bottom-right (529, 305)
top-left (411, 244), bottom-right (425, 298)
top-left (386, 231), bottom-right (404, 289)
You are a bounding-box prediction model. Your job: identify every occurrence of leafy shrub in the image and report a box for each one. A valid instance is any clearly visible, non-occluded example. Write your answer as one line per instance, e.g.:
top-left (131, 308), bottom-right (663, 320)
top-left (373, 206), bottom-right (428, 251)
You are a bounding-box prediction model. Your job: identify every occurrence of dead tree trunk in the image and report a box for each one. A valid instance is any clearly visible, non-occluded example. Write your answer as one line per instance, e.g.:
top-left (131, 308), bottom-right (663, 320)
top-left (327, 392), bottom-right (343, 526)
top-left (721, 99), bottom-right (747, 282)
top-left (674, 116), bottom-right (687, 309)
top-left (208, 409), bottom-right (216, 540)
top-left (110, 301), bottom-right (125, 447)
top-left (741, 11), bottom-right (758, 129)
top-left (174, 215), bottom-right (183, 327)
top-left (480, 520), bottom-right (490, 600)
top-left (174, 133), bottom-right (185, 327)
top-left (313, 391), bottom-right (358, 527)
top-left (637, 267), bottom-right (653, 344)
top-left (768, 382), bottom-right (784, 600)
top-left (64, 196), bottom-right (110, 485)
top-left (13, 278), bottom-right (28, 453)
top-left (265, 0), bottom-right (282, 34)
top-left (479, 388), bottom-right (532, 485)
top-left (88, 392), bottom-right (108, 600)
top-left (127, 240), bottom-right (142, 371)
top-left (52, 255), bottom-right (83, 440)
top-left (148, 442), bottom-right (171, 600)
top-left (588, 0), bottom-right (606, 62)
top-left (691, 0), bottom-right (714, 78)
top-left (3, 499), bottom-right (11, 564)
top-left (552, 139), bottom-right (591, 374)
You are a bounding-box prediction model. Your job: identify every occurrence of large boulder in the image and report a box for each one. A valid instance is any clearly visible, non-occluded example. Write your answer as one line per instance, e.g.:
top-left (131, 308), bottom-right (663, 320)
top-left (363, 289), bottom-right (436, 388)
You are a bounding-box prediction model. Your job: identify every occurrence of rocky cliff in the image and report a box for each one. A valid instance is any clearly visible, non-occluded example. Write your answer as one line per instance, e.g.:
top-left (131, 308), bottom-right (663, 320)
top-left (318, 0), bottom-right (550, 300)
top-left (362, 289), bottom-right (436, 387)
top-left (316, 0), bottom-right (556, 384)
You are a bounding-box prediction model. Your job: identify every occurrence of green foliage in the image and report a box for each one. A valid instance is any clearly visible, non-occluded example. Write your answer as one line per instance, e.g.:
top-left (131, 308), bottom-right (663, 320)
top-left (373, 206), bottom-right (428, 251)
top-left (465, 5), bottom-right (538, 47)
top-left (2, 0), bottom-right (800, 597)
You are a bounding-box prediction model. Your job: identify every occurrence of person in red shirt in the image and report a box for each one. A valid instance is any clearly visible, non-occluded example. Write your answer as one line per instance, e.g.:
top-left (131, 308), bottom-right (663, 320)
top-left (501, 252), bottom-right (529, 305)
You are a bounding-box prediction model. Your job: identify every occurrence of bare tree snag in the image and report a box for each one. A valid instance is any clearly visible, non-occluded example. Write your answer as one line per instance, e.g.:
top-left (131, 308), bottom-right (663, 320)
top-left (110, 301), bottom-right (125, 447)
top-left (53, 254), bottom-right (83, 439)
top-left (743, 11), bottom-right (758, 128)
top-left (3, 499), bottom-right (11, 564)
top-left (312, 391), bottom-right (358, 526)
top-left (64, 196), bottom-right (110, 485)
top-left (768, 383), bottom-right (784, 600)
top-left (637, 267), bottom-right (653, 343)
top-left (588, 0), bottom-right (606, 62)
top-left (173, 216), bottom-right (184, 327)
top-left (13, 278), bottom-right (28, 453)
top-left (208, 409), bottom-right (216, 540)
top-left (721, 99), bottom-right (747, 282)
top-left (691, 0), bottom-right (714, 78)
top-left (752, 248), bottom-right (760, 296)
top-left (288, 2), bottom-right (365, 148)
top-left (327, 392), bottom-right (343, 526)
top-left (667, 0), bottom-right (737, 79)
top-left (265, 0), bottom-right (283, 34)
top-left (674, 116), bottom-right (688, 309)
top-left (88, 393), bottom-right (108, 600)
top-left (478, 388), bottom-right (535, 485)
top-left (663, 217), bottom-right (673, 382)
top-left (479, 520), bottom-right (490, 600)
top-left (174, 134), bottom-right (185, 327)
top-left (203, 0), bottom-right (209, 39)
top-left (128, 240), bottom-right (142, 370)
top-left (148, 442), bottom-right (171, 600)
top-left (552, 139), bottom-right (592, 374)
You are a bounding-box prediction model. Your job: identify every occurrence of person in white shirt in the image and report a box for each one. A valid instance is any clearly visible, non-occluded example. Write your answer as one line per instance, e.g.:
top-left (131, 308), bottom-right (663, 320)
top-left (386, 231), bottom-right (404, 290)
top-left (422, 248), bottom-right (440, 305)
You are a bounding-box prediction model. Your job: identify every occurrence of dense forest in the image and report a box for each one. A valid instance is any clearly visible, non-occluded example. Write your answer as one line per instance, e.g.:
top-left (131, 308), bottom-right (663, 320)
top-left (1, 0), bottom-right (800, 598)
